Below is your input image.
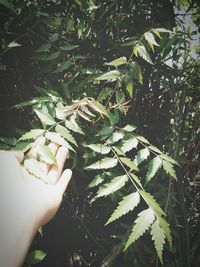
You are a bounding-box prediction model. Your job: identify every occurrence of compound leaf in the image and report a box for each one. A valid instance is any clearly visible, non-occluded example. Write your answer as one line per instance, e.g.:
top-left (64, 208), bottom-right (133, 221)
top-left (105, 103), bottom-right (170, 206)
top-left (162, 160), bottom-right (177, 180)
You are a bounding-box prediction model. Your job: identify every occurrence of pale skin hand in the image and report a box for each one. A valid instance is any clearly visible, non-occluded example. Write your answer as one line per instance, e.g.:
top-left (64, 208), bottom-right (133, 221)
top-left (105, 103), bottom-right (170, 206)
top-left (0, 143), bottom-right (72, 267)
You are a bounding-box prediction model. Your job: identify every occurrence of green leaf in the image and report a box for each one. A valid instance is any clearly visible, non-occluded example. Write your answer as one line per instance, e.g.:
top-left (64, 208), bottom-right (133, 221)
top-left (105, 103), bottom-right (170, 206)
top-left (87, 144), bottom-right (110, 154)
top-left (150, 219), bottom-right (165, 263)
top-left (126, 82), bottom-right (133, 98)
top-left (160, 154), bottom-right (179, 166)
top-left (120, 157), bottom-right (139, 171)
top-left (148, 145), bottom-right (162, 154)
top-left (61, 43), bottom-right (79, 51)
top-left (37, 144), bottom-right (57, 164)
top-left (14, 141), bottom-right (33, 152)
top-left (34, 109), bottom-right (55, 126)
top-left (158, 216), bottom-right (172, 250)
top-left (135, 135), bottom-right (150, 144)
top-left (129, 173), bottom-right (143, 188)
top-left (99, 126), bottom-right (114, 137)
top-left (134, 148), bottom-right (150, 166)
top-left (139, 191), bottom-right (165, 216)
top-left (0, 0), bottom-right (15, 12)
top-left (45, 132), bottom-right (75, 152)
top-left (162, 160), bottom-right (177, 180)
top-left (55, 124), bottom-right (78, 146)
top-left (106, 192), bottom-right (140, 225)
top-left (88, 175), bottom-right (104, 188)
top-left (124, 208), bottom-right (155, 250)
top-left (120, 137), bottom-right (138, 153)
top-left (36, 43), bottom-right (51, 52)
top-left (106, 131), bottom-right (125, 144)
top-left (0, 137), bottom-right (16, 146)
top-left (65, 119), bottom-right (85, 135)
top-left (146, 156), bottom-right (162, 183)
top-left (49, 33), bottom-right (59, 42)
top-left (105, 57), bottom-right (127, 67)
top-left (53, 60), bottom-right (72, 73)
top-left (24, 158), bottom-right (48, 183)
top-left (86, 157), bottom-right (118, 170)
top-left (123, 124), bottom-right (137, 132)
top-left (32, 51), bottom-right (60, 61)
top-left (19, 129), bottom-right (45, 141)
top-left (94, 175), bottom-right (128, 200)
top-left (96, 70), bottom-right (120, 82)
top-left (26, 250), bottom-right (46, 265)
top-left (133, 44), bottom-right (153, 64)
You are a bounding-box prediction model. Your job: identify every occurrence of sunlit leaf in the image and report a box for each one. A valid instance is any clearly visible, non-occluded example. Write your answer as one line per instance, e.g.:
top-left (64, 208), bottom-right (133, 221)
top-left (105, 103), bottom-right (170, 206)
top-left (37, 144), bottom-right (57, 164)
top-left (34, 109), bottom-right (55, 125)
top-left (106, 192), bottom-right (140, 225)
top-left (86, 157), bottom-right (118, 170)
top-left (105, 57), bottom-right (127, 67)
top-left (120, 157), bottom-right (139, 171)
top-left (162, 160), bottom-right (177, 180)
top-left (150, 219), bottom-right (165, 263)
top-left (55, 124), bottom-right (78, 146)
top-left (19, 129), bottom-right (45, 141)
top-left (94, 175), bottom-right (128, 200)
top-left (124, 208), bottom-right (155, 250)
top-left (87, 144), bottom-right (110, 154)
top-left (45, 132), bottom-right (75, 152)
top-left (146, 156), bottom-right (162, 182)
top-left (120, 137), bottom-right (138, 153)
top-left (134, 147), bottom-right (150, 166)
top-left (96, 70), bottom-right (120, 82)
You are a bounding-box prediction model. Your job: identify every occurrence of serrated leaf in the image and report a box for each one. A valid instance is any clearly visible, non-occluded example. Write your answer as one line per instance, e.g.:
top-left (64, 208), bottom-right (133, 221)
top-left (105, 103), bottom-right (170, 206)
top-left (94, 175), bottom-right (128, 200)
top-left (88, 175), bottom-right (104, 188)
top-left (26, 250), bottom-right (46, 265)
top-left (150, 219), bottom-right (165, 263)
top-left (133, 45), bottom-right (153, 64)
top-left (139, 190), bottom-right (165, 216)
top-left (37, 144), bottom-right (57, 164)
top-left (126, 82), bottom-right (133, 98)
top-left (146, 156), bottom-right (162, 183)
top-left (124, 208), bottom-right (155, 250)
top-left (123, 124), bottom-right (137, 132)
top-left (34, 109), bottom-right (55, 125)
top-left (112, 146), bottom-right (124, 156)
top-left (86, 157), bottom-right (118, 170)
top-left (135, 135), bottom-right (150, 144)
top-left (106, 192), bottom-right (140, 225)
top-left (106, 131), bottom-right (125, 144)
top-left (19, 129), bottom-right (45, 141)
top-left (24, 158), bottom-right (48, 182)
top-left (55, 124), bottom-right (78, 146)
top-left (134, 148), bottom-right (150, 166)
top-left (45, 132), bottom-right (75, 152)
top-left (162, 160), bottom-right (177, 180)
top-left (120, 157), bottom-right (139, 171)
top-left (87, 144), bottom-right (110, 154)
top-left (65, 119), bottom-right (84, 135)
top-left (148, 145), bottom-right (162, 154)
top-left (160, 154), bottom-right (179, 166)
top-left (53, 60), bottom-right (72, 73)
top-left (129, 173), bottom-right (143, 188)
top-left (158, 216), bottom-right (172, 250)
top-left (96, 70), bottom-right (120, 82)
top-left (121, 138), bottom-right (138, 153)
top-left (105, 57), bottom-right (127, 67)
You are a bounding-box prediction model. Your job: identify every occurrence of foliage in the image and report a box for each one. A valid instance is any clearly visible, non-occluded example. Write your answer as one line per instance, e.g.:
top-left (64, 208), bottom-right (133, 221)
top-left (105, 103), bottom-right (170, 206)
top-left (0, 0), bottom-right (199, 266)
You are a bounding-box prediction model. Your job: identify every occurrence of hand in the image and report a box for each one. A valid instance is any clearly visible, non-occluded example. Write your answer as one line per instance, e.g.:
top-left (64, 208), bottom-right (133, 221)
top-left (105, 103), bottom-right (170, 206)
top-left (0, 141), bottom-right (72, 267)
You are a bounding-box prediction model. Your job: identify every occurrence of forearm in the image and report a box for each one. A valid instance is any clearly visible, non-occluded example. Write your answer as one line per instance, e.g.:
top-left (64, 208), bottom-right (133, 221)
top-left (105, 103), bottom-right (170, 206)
top-left (0, 210), bottom-right (37, 267)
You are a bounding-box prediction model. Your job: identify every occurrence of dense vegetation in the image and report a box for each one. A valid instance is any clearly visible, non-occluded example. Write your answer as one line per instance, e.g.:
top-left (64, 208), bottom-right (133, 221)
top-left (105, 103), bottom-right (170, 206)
top-left (0, 0), bottom-right (199, 266)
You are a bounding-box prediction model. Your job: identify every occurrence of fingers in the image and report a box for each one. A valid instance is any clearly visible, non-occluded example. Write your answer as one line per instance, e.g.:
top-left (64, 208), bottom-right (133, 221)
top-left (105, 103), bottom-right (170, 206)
top-left (27, 136), bottom-right (46, 158)
top-left (48, 146), bottom-right (69, 184)
top-left (56, 169), bottom-right (72, 195)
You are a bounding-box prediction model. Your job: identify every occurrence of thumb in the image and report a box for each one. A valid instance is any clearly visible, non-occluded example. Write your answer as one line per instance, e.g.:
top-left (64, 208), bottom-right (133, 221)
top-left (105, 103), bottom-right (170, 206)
top-left (56, 169), bottom-right (72, 196)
